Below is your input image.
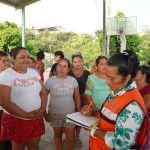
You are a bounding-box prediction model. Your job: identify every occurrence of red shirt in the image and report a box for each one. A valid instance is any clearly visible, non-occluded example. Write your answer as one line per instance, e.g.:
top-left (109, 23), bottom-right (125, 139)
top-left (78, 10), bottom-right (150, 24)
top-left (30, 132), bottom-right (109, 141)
top-left (35, 60), bottom-right (45, 82)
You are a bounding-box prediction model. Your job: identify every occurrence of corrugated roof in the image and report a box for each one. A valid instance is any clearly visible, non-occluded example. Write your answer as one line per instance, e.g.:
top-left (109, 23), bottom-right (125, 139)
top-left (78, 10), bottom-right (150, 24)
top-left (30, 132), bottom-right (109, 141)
top-left (0, 0), bottom-right (40, 9)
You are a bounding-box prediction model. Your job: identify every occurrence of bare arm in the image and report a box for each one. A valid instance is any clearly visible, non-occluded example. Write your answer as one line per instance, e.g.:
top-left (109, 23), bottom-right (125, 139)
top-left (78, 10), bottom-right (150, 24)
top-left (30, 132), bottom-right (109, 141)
top-left (85, 86), bottom-right (97, 110)
top-left (39, 80), bottom-right (48, 113)
top-left (43, 86), bottom-right (51, 121)
top-left (92, 128), bottom-right (106, 140)
top-left (85, 86), bottom-right (93, 104)
top-left (143, 94), bottom-right (150, 109)
top-left (36, 61), bottom-right (44, 74)
top-left (0, 85), bottom-right (37, 119)
top-left (74, 87), bottom-right (81, 112)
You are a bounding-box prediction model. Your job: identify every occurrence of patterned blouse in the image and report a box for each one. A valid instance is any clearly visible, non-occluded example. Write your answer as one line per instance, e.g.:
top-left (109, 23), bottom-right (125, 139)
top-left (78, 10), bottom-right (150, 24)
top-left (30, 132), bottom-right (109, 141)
top-left (104, 82), bottom-right (145, 149)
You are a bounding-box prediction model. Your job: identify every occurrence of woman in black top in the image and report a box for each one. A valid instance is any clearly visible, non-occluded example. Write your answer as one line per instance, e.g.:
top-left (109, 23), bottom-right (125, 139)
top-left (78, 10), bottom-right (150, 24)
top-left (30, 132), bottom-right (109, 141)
top-left (68, 54), bottom-right (90, 146)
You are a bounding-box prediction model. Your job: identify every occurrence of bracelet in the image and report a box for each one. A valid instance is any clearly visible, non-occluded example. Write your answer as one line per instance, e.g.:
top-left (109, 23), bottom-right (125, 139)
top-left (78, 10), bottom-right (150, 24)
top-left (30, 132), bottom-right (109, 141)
top-left (90, 128), bottom-right (97, 138)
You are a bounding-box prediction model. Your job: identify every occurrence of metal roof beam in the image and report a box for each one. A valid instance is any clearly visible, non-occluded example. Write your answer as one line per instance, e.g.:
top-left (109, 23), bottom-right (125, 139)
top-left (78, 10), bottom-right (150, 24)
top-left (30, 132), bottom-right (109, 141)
top-left (0, 0), bottom-right (40, 9)
top-left (15, 0), bottom-right (40, 9)
top-left (0, 0), bottom-right (18, 8)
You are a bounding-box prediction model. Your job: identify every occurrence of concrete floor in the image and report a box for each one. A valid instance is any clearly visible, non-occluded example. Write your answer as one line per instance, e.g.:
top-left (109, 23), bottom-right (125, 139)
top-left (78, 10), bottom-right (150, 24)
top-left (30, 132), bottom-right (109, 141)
top-left (38, 121), bottom-right (89, 150)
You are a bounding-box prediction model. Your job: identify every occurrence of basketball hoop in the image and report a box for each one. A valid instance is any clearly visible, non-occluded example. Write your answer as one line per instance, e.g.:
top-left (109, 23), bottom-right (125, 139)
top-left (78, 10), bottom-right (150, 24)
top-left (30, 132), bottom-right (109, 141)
top-left (118, 28), bottom-right (125, 35)
top-left (106, 16), bottom-right (137, 53)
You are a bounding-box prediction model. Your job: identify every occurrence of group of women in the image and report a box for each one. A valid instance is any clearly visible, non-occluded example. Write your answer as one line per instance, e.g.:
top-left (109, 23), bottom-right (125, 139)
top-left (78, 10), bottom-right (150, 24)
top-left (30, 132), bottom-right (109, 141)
top-left (0, 46), bottom-right (149, 150)
top-left (83, 50), bottom-right (147, 149)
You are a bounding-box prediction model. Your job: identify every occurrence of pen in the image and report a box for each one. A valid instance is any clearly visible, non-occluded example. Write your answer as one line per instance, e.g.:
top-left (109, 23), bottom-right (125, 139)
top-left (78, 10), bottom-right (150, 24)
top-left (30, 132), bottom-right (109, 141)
top-left (84, 101), bottom-right (93, 114)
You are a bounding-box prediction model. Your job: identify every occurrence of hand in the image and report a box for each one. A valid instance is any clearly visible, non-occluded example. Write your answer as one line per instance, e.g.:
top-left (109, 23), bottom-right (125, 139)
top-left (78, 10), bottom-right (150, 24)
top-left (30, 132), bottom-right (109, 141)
top-left (84, 128), bottom-right (91, 132)
top-left (35, 107), bottom-right (45, 117)
top-left (44, 112), bottom-right (51, 122)
top-left (25, 110), bottom-right (38, 119)
top-left (81, 105), bottom-right (93, 116)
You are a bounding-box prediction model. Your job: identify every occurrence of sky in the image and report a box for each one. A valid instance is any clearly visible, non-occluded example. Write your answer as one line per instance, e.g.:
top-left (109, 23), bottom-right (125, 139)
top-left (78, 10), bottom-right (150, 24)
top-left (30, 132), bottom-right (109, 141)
top-left (0, 0), bottom-right (149, 34)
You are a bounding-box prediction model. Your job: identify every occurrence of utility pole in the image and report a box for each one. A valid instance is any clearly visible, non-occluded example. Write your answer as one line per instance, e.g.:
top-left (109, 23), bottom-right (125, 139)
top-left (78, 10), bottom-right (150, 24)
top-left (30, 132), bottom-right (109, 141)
top-left (102, 0), bottom-right (106, 56)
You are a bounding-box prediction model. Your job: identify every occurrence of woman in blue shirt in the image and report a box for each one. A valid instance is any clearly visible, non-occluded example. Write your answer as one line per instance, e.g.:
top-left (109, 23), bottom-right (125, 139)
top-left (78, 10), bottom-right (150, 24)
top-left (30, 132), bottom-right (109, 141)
top-left (85, 56), bottom-right (110, 110)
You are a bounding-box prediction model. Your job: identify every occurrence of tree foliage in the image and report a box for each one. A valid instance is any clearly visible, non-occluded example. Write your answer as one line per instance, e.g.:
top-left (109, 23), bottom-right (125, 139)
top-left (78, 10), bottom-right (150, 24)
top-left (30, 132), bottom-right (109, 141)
top-left (138, 27), bottom-right (150, 64)
top-left (0, 21), bottom-right (21, 52)
top-left (0, 20), bottom-right (150, 67)
top-left (115, 11), bottom-right (125, 18)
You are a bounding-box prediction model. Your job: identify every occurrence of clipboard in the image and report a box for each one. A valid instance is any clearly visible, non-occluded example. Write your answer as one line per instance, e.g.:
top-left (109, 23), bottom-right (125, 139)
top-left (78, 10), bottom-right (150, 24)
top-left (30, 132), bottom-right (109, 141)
top-left (66, 112), bottom-right (99, 129)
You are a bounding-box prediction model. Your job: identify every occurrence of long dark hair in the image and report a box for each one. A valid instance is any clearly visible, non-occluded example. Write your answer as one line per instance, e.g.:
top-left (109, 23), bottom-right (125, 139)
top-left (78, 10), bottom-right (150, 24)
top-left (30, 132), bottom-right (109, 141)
top-left (108, 50), bottom-right (140, 84)
top-left (95, 56), bottom-right (108, 66)
top-left (36, 50), bottom-right (45, 60)
top-left (138, 65), bottom-right (150, 83)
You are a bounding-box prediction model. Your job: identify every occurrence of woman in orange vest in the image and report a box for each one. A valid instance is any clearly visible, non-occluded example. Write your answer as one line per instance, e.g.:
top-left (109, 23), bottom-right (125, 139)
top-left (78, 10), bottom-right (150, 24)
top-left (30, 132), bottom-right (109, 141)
top-left (82, 50), bottom-right (147, 150)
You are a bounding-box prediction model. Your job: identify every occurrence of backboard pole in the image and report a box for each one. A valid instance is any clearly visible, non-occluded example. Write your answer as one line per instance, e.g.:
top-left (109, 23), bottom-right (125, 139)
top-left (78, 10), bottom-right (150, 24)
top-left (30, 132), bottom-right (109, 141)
top-left (102, 0), bottom-right (107, 56)
top-left (106, 34), bottom-right (110, 56)
top-left (21, 6), bottom-right (26, 47)
top-left (120, 34), bottom-right (126, 52)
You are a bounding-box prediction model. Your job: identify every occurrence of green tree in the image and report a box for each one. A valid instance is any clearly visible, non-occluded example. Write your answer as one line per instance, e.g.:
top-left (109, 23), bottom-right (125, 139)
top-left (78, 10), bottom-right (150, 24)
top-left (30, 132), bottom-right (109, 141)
top-left (95, 29), bottom-right (103, 53)
top-left (138, 27), bottom-right (150, 63)
top-left (115, 11), bottom-right (125, 18)
top-left (0, 21), bottom-right (21, 52)
top-left (126, 35), bottom-right (140, 52)
top-left (56, 31), bottom-right (77, 42)
top-left (62, 33), bottom-right (100, 69)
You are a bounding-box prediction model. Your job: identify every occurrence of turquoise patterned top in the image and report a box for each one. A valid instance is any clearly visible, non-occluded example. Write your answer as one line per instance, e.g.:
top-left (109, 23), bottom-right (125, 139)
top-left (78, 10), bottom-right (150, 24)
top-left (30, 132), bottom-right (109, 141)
top-left (85, 74), bottom-right (110, 108)
top-left (104, 82), bottom-right (145, 149)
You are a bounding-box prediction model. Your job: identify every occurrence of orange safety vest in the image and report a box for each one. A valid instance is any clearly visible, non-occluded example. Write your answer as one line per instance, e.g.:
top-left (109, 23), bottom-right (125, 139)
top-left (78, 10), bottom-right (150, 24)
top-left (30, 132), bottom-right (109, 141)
top-left (90, 88), bottom-right (147, 150)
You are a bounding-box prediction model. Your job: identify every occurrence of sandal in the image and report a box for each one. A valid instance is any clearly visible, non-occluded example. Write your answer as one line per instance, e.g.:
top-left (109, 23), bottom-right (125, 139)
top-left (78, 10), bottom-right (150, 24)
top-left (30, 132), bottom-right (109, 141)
top-left (75, 137), bottom-right (83, 147)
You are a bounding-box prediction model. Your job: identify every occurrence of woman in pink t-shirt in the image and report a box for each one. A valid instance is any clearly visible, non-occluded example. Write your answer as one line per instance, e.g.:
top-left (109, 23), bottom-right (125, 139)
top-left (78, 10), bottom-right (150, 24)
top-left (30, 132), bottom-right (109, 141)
top-left (0, 47), bottom-right (47, 150)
